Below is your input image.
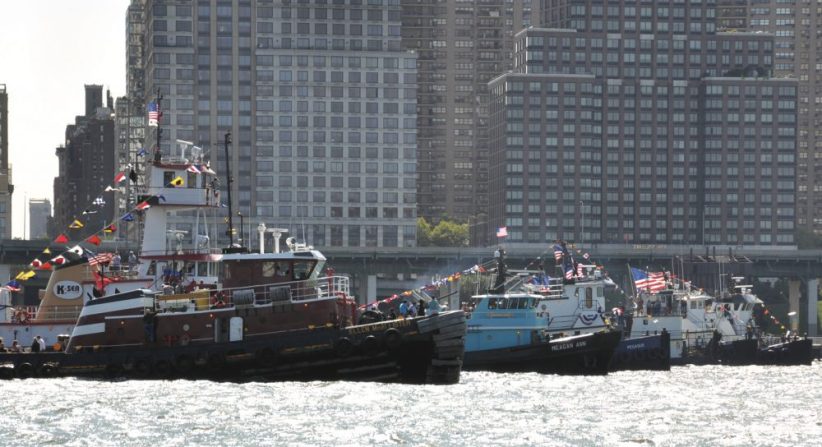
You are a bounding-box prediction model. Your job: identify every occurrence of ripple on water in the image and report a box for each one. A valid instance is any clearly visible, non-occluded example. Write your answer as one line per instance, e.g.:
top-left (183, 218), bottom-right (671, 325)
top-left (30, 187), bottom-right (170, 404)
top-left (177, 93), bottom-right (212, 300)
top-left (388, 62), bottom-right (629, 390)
top-left (1, 363), bottom-right (821, 446)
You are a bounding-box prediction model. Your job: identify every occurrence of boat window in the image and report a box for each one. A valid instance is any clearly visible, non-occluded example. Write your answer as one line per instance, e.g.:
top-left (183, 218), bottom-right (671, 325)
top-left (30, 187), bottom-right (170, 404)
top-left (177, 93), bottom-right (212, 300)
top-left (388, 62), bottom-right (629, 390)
top-left (488, 298), bottom-right (497, 309)
top-left (261, 261), bottom-right (276, 277)
top-left (147, 261), bottom-right (156, 275)
top-left (596, 286), bottom-right (603, 298)
top-left (163, 171), bottom-right (176, 185)
top-left (517, 298), bottom-right (529, 309)
top-left (197, 262), bottom-right (209, 276)
top-left (585, 288), bottom-right (593, 308)
top-left (293, 261), bottom-right (315, 280)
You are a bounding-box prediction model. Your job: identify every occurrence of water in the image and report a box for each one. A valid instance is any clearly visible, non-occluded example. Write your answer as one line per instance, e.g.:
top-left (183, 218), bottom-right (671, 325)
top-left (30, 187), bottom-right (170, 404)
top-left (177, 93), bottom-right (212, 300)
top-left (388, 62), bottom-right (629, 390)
top-left (1, 363), bottom-right (821, 446)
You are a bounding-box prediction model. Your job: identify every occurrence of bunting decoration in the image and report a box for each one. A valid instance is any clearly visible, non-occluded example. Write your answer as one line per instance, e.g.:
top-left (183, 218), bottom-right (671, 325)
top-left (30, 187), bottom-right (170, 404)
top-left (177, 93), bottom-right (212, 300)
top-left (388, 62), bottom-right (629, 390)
top-left (187, 165), bottom-right (201, 174)
top-left (29, 259), bottom-right (42, 269)
top-left (69, 219), bottom-right (85, 229)
top-left (15, 271), bottom-right (36, 281)
top-left (129, 169), bottom-right (138, 183)
top-left (53, 234), bottom-right (69, 244)
top-left (114, 172), bottom-right (127, 183)
top-left (85, 234), bottom-right (102, 246)
top-left (103, 224), bottom-right (116, 234)
top-left (137, 148), bottom-right (147, 157)
top-left (93, 196), bottom-right (106, 206)
top-left (51, 255), bottom-right (66, 265)
top-left (105, 185), bottom-right (118, 192)
top-left (170, 176), bottom-right (184, 187)
top-left (38, 261), bottom-right (52, 270)
top-left (4, 280), bottom-right (21, 292)
top-left (121, 212), bottom-right (135, 222)
top-left (68, 245), bottom-right (84, 256)
top-left (135, 201), bottom-right (151, 211)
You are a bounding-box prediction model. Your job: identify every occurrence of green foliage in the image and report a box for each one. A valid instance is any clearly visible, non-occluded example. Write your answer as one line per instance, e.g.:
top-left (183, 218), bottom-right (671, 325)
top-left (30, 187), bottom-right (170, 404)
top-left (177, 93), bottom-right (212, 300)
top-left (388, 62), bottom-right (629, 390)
top-left (417, 217), bottom-right (469, 247)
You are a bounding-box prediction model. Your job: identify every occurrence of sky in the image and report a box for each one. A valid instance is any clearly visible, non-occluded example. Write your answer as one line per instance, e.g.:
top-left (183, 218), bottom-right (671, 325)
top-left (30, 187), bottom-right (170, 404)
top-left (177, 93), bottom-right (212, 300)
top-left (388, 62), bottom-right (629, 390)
top-left (0, 0), bottom-right (130, 238)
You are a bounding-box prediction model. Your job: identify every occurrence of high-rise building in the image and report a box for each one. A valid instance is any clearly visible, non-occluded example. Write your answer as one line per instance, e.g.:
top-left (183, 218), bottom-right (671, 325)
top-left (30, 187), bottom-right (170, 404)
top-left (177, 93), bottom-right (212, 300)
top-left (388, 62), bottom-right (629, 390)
top-left (28, 198), bottom-right (51, 239)
top-left (0, 84), bottom-right (12, 239)
top-left (134, 0), bottom-right (419, 248)
top-left (716, 2), bottom-right (819, 235)
top-left (400, 0), bottom-right (538, 244)
top-left (488, 1), bottom-right (797, 246)
top-left (53, 85), bottom-right (116, 232)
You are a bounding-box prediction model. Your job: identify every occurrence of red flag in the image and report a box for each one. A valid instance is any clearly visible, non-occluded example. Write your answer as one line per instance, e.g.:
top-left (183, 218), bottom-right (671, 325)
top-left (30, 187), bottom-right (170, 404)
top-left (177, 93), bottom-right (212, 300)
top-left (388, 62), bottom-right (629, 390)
top-left (54, 233), bottom-right (69, 244)
top-left (85, 234), bottom-right (102, 246)
top-left (39, 261), bottom-right (52, 270)
top-left (114, 172), bottom-right (126, 183)
top-left (103, 224), bottom-right (117, 233)
top-left (136, 201), bottom-right (151, 211)
top-left (51, 255), bottom-right (66, 265)
top-left (29, 259), bottom-right (42, 268)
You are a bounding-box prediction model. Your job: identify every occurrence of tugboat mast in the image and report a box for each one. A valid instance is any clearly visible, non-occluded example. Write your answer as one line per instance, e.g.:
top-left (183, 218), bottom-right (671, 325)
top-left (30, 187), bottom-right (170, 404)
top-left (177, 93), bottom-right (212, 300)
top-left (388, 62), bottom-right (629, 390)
top-left (223, 131), bottom-right (235, 247)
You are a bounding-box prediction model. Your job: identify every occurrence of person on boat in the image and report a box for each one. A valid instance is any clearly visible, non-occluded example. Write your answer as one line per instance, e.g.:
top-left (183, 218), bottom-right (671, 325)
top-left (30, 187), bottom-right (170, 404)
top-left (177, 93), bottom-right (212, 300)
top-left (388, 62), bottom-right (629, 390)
top-left (0, 338), bottom-right (5, 352)
top-left (9, 340), bottom-right (21, 353)
top-left (408, 301), bottom-right (417, 317)
top-left (388, 308), bottom-right (397, 320)
top-left (30, 336), bottom-right (42, 353)
top-left (417, 299), bottom-right (426, 317)
top-left (399, 300), bottom-right (409, 318)
top-left (37, 336), bottom-right (46, 352)
top-left (428, 297), bottom-right (441, 316)
top-left (493, 248), bottom-right (508, 293)
top-left (111, 253), bottom-right (122, 271)
top-left (128, 251), bottom-right (138, 270)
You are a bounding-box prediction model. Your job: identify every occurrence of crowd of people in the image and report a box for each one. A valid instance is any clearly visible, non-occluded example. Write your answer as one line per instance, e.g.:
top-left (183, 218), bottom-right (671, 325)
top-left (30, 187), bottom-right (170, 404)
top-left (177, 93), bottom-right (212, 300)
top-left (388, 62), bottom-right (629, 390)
top-left (0, 335), bottom-right (47, 353)
top-left (357, 297), bottom-right (442, 324)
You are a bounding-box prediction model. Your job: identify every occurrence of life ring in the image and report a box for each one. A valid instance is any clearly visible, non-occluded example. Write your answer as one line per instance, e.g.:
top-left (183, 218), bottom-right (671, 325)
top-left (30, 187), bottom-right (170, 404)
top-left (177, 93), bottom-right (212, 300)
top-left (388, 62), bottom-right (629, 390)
top-left (15, 310), bottom-right (30, 324)
top-left (361, 335), bottom-right (380, 356)
top-left (335, 338), bottom-right (354, 358)
top-left (179, 333), bottom-right (191, 346)
top-left (15, 362), bottom-right (33, 379)
top-left (383, 328), bottom-right (402, 350)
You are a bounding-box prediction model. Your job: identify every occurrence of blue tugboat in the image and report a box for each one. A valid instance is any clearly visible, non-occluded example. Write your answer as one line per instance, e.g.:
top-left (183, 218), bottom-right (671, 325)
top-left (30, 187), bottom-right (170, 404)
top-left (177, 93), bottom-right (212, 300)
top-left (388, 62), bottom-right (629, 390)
top-left (460, 249), bottom-right (622, 375)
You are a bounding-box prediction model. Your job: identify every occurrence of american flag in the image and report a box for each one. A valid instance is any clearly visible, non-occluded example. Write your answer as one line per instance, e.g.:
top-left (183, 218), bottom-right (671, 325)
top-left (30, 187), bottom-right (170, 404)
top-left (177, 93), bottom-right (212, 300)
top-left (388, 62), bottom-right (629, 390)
top-left (88, 253), bottom-right (114, 266)
top-left (553, 244), bottom-right (564, 261)
top-left (147, 102), bottom-right (160, 127)
top-left (631, 267), bottom-right (667, 293)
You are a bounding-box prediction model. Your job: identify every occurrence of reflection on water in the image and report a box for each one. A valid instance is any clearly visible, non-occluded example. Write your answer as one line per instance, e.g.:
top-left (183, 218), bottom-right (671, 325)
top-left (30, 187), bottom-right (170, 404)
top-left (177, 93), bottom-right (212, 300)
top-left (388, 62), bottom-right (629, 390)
top-left (1, 363), bottom-right (820, 446)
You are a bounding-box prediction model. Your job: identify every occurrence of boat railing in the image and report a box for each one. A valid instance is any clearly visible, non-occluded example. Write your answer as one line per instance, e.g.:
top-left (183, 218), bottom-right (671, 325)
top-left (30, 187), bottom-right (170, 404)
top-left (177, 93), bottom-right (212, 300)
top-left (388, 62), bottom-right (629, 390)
top-left (154, 275), bottom-right (352, 312)
top-left (32, 306), bottom-right (85, 322)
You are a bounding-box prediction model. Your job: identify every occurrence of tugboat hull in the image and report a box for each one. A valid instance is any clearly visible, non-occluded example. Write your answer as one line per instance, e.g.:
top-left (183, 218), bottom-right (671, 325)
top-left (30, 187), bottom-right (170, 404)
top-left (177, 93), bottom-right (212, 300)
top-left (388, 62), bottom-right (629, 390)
top-left (462, 330), bottom-right (621, 375)
top-left (609, 331), bottom-right (671, 371)
top-left (0, 311), bottom-right (466, 384)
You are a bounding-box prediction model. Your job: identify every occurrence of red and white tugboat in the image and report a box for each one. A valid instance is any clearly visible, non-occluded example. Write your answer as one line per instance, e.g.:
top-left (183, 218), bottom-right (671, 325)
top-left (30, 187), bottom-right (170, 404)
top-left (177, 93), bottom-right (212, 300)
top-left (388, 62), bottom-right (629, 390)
top-left (0, 99), bottom-right (465, 383)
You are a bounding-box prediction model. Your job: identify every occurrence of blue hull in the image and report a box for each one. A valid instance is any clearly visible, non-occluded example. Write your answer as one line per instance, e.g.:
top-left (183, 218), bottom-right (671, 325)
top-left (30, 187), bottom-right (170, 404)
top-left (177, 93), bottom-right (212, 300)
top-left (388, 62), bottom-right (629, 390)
top-left (609, 332), bottom-right (671, 371)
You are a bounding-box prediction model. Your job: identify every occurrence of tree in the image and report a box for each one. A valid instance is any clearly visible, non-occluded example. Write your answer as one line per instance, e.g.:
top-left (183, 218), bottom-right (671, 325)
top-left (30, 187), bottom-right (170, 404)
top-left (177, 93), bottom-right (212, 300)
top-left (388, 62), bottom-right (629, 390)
top-left (417, 217), bottom-right (469, 247)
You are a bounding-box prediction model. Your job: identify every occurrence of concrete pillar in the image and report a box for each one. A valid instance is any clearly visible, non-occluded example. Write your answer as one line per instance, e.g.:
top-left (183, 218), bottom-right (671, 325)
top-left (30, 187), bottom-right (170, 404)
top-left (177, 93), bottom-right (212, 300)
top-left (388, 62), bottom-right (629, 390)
top-left (808, 278), bottom-right (819, 337)
top-left (788, 279), bottom-right (801, 332)
top-left (366, 274), bottom-right (377, 305)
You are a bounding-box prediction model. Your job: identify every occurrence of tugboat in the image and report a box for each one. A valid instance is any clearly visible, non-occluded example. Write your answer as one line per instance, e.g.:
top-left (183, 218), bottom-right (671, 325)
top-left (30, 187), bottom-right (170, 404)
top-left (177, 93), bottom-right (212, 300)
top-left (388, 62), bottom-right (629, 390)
top-left (627, 274), bottom-right (812, 366)
top-left (459, 249), bottom-right (622, 375)
top-left (0, 101), bottom-right (466, 383)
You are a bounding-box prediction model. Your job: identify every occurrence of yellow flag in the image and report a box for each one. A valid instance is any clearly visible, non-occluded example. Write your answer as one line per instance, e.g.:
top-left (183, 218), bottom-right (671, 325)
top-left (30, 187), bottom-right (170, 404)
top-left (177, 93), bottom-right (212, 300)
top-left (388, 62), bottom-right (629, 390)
top-left (69, 219), bottom-right (84, 229)
top-left (43, 248), bottom-right (51, 254)
top-left (170, 176), bottom-right (184, 186)
top-left (15, 270), bottom-right (35, 280)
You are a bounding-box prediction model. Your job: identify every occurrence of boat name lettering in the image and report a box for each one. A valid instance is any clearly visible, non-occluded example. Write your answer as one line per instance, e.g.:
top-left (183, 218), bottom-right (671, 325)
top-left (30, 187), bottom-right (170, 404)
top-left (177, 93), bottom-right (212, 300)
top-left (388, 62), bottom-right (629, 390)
top-left (348, 319), bottom-right (410, 335)
top-left (54, 281), bottom-right (83, 299)
top-left (551, 340), bottom-right (588, 351)
top-left (626, 343), bottom-right (647, 350)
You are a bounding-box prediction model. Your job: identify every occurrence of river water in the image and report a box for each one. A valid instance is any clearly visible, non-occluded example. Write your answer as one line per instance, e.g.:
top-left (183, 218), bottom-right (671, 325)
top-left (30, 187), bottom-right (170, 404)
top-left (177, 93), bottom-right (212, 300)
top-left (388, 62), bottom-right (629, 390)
top-left (1, 362), bottom-right (820, 446)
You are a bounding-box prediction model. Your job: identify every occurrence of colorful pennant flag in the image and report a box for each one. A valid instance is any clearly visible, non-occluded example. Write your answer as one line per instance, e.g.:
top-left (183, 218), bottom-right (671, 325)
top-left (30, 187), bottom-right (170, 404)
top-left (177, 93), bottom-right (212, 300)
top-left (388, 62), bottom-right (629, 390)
top-left (54, 233), bottom-right (69, 244)
top-left (103, 224), bottom-right (116, 234)
top-left (68, 245), bottom-right (84, 256)
top-left (121, 212), bottom-right (135, 222)
top-left (69, 219), bottom-right (84, 229)
top-left (136, 201), bottom-right (151, 211)
top-left (86, 234), bottom-right (102, 246)
top-left (15, 271), bottom-right (35, 281)
top-left (93, 196), bottom-right (106, 206)
top-left (496, 226), bottom-right (508, 238)
top-left (114, 172), bottom-right (126, 183)
top-left (105, 185), bottom-right (117, 192)
top-left (4, 280), bottom-right (21, 292)
top-left (147, 102), bottom-right (160, 126)
top-left (137, 148), bottom-right (147, 156)
top-left (170, 176), bottom-right (184, 186)
top-left (51, 255), bottom-right (66, 265)
top-left (29, 259), bottom-right (42, 268)
top-left (187, 165), bottom-right (201, 174)
top-left (39, 261), bottom-right (52, 270)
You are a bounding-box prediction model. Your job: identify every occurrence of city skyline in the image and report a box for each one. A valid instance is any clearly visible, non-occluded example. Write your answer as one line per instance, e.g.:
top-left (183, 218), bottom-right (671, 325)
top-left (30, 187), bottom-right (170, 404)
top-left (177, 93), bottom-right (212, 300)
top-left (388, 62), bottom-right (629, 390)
top-left (0, 0), bottom-right (129, 238)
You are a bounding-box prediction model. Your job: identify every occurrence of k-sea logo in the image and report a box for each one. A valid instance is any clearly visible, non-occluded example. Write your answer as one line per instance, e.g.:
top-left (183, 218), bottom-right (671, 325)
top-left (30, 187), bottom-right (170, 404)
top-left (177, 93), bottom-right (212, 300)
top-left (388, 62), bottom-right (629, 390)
top-left (54, 281), bottom-right (83, 299)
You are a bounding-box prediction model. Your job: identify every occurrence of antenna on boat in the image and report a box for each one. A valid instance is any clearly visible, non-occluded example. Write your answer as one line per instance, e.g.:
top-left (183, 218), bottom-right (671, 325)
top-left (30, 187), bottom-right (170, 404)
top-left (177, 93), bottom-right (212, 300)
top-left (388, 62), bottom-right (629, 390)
top-left (222, 131), bottom-right (235, 248)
